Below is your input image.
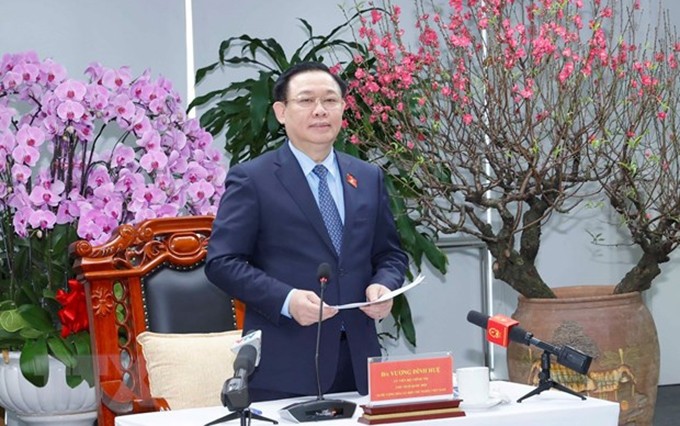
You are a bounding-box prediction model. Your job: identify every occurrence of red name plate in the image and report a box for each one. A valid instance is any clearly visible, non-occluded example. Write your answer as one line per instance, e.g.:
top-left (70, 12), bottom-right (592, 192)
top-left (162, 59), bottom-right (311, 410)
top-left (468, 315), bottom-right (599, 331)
top-left (368, 355), bottom-right (453, 404)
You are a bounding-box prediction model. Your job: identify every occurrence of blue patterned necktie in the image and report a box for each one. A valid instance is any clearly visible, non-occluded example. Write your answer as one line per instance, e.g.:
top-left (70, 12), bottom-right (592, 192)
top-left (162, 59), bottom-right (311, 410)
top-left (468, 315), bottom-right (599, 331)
top-left (313, 165), bottom-right (343, 255)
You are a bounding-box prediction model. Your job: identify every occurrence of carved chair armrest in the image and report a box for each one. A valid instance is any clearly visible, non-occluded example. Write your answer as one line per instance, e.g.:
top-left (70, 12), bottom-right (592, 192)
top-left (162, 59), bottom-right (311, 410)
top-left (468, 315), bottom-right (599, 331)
top-left (132, 397), bottom-right (171, 413)
top-left (100, 381), bottom-right (171, 415)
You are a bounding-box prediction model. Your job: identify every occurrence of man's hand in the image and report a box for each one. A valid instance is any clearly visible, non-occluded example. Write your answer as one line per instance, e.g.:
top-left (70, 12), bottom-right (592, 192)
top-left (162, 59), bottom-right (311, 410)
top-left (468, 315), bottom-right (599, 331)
top-left (289, 289), bottom-right (338, 326)
top-left (360, 284), bottom-right (393, 320)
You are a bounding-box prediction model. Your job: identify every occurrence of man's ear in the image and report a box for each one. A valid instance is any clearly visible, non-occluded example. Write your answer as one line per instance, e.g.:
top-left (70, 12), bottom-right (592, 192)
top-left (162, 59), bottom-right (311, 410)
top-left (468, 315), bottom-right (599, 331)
top-left (273, 101), bottom-right (286, 124)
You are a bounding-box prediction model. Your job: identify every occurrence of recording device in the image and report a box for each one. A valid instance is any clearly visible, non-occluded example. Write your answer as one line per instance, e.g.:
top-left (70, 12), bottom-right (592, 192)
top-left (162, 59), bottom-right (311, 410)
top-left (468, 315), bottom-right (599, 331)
top-left (466, 310), bottom-right (592, 374)
top-left (279, 263), bottom-right (357, 422)
top-left (466, 310), bottom-right (592, 402)
top-left (231, 329), bottom-right (262, 367)
top-left (205, 331), bottom-right (278, 425)
top-left (221, 342), bottom-right (258, 411)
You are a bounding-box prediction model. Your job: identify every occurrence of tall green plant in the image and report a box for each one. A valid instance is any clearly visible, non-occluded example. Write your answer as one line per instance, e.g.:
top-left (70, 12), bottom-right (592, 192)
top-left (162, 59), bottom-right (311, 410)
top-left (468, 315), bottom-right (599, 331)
top-left (190, 13), bottom-right (447, 347)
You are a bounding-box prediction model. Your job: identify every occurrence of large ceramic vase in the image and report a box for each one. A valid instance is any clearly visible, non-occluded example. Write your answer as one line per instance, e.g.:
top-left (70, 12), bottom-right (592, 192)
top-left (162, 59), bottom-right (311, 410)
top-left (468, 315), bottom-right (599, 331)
top-left (506, 286), bottom-right (659, 426)
top-left (0, 351), bottom-right (97, 426)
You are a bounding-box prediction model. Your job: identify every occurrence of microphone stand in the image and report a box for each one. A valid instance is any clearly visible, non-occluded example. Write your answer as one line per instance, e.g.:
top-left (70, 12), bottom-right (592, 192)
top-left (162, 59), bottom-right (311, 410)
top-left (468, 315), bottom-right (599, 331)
top-left (466, 311), bottom-right (591, 404)
top-left (205, 354), bottom-right (278, 425)
top-left (279, 270), bottom-right (356, 422)
top-left (204, 407), bottom-right (278, 426)
top-left (517, 351), bottom-right (586, 403)
top-left (314, 276), bottom-right (327, 400)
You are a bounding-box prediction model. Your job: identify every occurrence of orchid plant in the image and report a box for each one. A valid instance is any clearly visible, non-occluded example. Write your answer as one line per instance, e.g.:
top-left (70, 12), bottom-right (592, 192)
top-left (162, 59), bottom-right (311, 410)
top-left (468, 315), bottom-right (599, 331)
top-left (342, 0), bottom-right (679, 297)
top-left (0, 51), bottom-right (226, 387)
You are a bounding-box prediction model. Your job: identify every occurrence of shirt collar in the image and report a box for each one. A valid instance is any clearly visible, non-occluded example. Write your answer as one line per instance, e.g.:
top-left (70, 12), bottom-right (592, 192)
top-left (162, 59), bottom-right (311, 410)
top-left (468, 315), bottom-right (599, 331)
top-left (288, 140), bottom-right (339, 179)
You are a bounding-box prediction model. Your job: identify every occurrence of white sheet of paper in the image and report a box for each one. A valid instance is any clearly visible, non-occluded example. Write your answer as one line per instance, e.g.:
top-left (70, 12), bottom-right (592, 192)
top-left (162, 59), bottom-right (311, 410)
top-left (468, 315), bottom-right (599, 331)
top-left (330, 274), bottom-right (425, 310)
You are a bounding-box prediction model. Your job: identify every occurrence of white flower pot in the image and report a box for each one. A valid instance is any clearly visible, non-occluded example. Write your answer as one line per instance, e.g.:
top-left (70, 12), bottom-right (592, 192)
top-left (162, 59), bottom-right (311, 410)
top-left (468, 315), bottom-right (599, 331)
top-left (0, 351), bottom-right (97, 426)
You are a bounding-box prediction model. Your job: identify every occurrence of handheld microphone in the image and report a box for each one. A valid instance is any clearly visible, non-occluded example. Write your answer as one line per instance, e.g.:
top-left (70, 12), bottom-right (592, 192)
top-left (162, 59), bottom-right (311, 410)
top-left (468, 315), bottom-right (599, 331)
top-left (208, 329), bottom-right (278, 426)
top-left (233, 345), bottom-right (257, 378)
top-left (231, 329), bottom-right (262, 366)
top-left (220, 330), bottom-right (261, 411)
top-left (279, 263), bottom-right (356, 422)
top-left (466, 310), bottom-right (592, 375)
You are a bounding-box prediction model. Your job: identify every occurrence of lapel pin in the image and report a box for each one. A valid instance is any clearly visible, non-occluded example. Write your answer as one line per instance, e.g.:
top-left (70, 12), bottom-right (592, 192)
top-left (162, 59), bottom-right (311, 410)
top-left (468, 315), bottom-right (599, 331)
top-left (346, 173), bottom-right (358, 188)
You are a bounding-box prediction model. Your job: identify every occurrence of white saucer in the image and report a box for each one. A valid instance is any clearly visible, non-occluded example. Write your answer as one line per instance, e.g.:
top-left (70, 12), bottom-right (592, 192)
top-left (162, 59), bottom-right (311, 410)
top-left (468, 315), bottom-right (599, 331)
top-left (460, 396), bottom-right (503, 410)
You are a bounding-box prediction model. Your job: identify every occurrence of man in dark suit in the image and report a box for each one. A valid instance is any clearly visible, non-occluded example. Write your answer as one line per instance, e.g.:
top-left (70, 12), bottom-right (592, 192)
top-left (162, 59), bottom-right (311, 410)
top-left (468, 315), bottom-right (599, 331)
top-left (206, 62), bottom-right (407, 402)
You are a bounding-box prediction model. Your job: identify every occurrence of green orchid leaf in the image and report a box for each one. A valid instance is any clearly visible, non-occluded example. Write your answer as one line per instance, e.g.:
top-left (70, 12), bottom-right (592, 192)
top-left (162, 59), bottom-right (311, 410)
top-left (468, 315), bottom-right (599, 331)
top-left (20, 338), bottom-right (49, 387)
top-left (47, 336), bottom-right (76, 369)
top-left (0, 300), bottom-right (15, 310)
top-left (50, 224), bottom-right (74, 255)
top-left (16, 282), bottom-right (40, 306)
top-left (19, 328), bottom-right (43, 339)
top-left (72, 332), bottom-right (92, 357)
top-left (42, 288), bottom-right (57, 300)
top-left (65, 369), bottom-right (85, 388)
top-left (71, 332), bottom-right (94, 387)
top-left (0, 309), bottom-right (28, 333)
top-left (17, 304), bottom-right (54, 333)
top-left (0, 327), bottom-right (25, 349)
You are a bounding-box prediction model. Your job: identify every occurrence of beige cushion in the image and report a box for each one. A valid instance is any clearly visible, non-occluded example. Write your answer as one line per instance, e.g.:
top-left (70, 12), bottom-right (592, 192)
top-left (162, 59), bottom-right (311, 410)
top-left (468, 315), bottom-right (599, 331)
top-left (137, 330), bottom-right (242, 410)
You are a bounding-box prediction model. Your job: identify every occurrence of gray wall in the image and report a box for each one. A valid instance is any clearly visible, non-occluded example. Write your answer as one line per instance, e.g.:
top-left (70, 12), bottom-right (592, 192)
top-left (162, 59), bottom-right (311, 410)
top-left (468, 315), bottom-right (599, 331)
top-left (2, 0), bottom-right (678, 385)
top-left (0, 0), bottom-right (187, 105)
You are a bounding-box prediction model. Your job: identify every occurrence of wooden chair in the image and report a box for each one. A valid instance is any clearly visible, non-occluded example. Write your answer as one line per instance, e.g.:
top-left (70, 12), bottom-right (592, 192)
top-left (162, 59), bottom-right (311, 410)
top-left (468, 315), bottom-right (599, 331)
top-left (71, 215), bottom-right (244, 426)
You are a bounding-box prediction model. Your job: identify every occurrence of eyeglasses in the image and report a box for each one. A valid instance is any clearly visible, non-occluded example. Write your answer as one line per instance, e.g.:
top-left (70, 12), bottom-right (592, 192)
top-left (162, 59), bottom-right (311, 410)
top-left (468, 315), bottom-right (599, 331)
top-left (284, 96), bottom-right (344, 111)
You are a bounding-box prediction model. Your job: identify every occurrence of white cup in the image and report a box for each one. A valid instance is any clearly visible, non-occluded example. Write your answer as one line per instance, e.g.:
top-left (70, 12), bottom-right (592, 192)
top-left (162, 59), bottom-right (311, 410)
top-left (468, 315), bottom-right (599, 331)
top-left (456, 366), bottom-right (490, 404)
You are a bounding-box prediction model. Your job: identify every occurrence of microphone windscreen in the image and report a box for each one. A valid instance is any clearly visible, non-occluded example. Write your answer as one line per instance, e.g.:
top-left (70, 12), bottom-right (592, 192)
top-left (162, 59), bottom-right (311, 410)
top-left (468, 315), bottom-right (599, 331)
top-left (234, 344), bottom-right (257, 375)
top-left (317, 263), bottom-right (331, 282)
top-left (466, 310), bottom-right (489, 329)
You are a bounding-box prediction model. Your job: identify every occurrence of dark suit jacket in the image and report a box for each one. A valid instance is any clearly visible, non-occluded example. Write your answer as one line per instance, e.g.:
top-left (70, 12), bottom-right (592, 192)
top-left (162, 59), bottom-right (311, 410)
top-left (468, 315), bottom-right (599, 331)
top-left (205, 143), bottom-right (407, 395)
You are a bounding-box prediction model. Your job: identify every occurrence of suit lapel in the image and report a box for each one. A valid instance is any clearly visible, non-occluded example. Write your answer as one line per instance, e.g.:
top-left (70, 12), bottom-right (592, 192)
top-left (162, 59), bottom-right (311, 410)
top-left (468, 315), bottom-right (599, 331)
top-left (274, 145), bottom-right (338, 257)
top-left (337, 152), bottom-right (359, 250)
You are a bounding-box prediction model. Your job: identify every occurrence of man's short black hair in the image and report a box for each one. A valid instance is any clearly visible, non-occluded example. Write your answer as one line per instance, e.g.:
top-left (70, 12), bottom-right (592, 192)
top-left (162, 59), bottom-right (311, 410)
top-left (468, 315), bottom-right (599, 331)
top-left (273, 62), bottom-right (347, 102)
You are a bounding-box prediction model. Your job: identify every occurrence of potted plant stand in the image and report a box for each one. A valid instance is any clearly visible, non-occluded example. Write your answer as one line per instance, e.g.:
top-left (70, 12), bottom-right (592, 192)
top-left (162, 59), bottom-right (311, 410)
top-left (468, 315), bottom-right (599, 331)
top-left (0, 352), bottom-right (97, 426)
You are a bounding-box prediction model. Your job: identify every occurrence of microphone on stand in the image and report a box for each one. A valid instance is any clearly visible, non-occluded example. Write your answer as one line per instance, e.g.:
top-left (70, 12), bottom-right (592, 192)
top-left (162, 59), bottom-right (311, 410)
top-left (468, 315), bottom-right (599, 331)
top-left (221, 330), bottom-right (262, 411)
top-left (466, 310), bottom-right (592, 402)
top-left (314, 263), bottom-right (331, 400)
top-left (206, 330), bottom-right (278, 426)
top-left (231, 329), bottom-right (263, 366)
top-left (466, 310), bottom-right (592, 374)
top-left (279, 263), bottom-right (357, 422)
